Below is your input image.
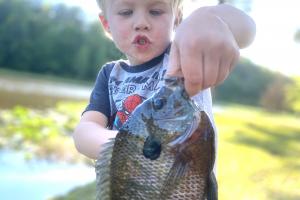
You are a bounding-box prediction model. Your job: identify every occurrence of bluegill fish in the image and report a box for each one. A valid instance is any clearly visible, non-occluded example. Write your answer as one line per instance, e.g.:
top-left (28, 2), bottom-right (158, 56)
top-left (95, 77), bottom-right (217, 200)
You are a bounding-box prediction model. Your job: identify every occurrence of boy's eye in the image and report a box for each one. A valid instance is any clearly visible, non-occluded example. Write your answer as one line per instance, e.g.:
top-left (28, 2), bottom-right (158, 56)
top-left (149, 9), bottom-right (164, 16)
top-left (118, 9), bottom-right (133, 16)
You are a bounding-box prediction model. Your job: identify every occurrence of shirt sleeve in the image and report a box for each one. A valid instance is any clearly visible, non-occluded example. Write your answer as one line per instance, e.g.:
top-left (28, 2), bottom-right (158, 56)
top-left (83, 63), bottom-right (114, 118)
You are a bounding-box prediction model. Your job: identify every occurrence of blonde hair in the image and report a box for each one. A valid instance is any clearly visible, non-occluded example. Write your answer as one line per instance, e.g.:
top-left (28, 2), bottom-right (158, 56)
top-left (96, 0), bottom-right (183, 17)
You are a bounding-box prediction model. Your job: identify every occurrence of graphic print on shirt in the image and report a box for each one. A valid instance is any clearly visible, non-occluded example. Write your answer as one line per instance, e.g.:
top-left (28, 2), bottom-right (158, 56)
top-left (110, 70), bottom-right (166, 95)
top-left (109, 67), bottom-right (167, 130)
top-left (114, 94), bottom-right (145, 128)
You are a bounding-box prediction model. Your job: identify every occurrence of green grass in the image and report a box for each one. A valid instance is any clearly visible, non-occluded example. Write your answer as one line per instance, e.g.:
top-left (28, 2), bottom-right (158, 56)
top-left (215, 105), bottom-right (300, 199)
top-left (53, 104), bottom-right (300, 200)
top-left (49, 182), bottom-right (96, 200)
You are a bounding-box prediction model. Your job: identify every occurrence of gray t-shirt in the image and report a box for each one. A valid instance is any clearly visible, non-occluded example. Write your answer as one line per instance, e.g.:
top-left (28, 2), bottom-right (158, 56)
top-left (85, 49), bottom-right (215, 132)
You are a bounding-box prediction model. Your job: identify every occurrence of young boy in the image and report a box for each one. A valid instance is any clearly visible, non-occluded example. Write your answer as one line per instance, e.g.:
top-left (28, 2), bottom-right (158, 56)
top-left (73, 0), bottom-right (255, 161)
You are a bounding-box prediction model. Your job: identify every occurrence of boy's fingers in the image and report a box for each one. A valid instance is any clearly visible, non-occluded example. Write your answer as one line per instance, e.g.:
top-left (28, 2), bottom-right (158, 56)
top-left (203, 52), bottom-right (220, 89)
top-left (230, 49), bottom-right (240, 72)
top-left (166, 43), bottom-right (183, 77)
top-left (217, 57), bottom-right (230, 85)
top-left (181, 49), bottom-right (204, 96)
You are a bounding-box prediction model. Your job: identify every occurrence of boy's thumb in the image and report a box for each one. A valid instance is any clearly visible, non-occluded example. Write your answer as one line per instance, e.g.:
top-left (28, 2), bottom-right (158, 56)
top-left (166, 43), bottom-right (183, 77)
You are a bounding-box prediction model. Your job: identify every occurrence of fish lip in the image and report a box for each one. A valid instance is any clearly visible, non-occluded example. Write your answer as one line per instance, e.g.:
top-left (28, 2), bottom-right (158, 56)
top-left (154, 115), bottom-right (189, 122)
top-left (167, 114), bottom-right (201, 147)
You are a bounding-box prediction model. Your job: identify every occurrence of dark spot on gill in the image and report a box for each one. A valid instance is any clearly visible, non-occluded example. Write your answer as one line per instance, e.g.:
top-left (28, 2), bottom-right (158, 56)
top-left (143, 136), bottom-right (162, 160)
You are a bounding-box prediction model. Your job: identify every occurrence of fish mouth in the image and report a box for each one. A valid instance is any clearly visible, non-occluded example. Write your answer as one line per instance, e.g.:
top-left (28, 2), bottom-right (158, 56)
top-left (153, 108), bottom-right (192, 122)
top-left (167, 114), bottom-right (201, 147)
top-left (155, 115), bottom-right (188, 122)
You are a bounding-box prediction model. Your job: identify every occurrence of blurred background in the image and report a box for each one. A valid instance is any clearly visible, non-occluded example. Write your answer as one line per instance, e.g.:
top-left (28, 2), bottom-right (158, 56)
top-left (0, 0), bottom-right (299, 199)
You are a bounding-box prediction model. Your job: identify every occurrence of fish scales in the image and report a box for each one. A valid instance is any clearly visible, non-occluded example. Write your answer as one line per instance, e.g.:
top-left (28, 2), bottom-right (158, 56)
top-left (96, 77), bottom-right (217, 200)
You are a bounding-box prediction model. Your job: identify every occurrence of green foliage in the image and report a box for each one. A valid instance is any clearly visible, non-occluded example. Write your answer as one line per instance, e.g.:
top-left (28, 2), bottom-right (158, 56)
top-left (214, 58), bottom-right (276, 105)
top-left (260, 75), bottom-right (291, 112)
top-left (213, 58), bottom-right (300, 113)
top-left (50, 182), bottom-right (96, 200)
top-left (295, 29), bottom-right (300, 42)
top-left (0, 0), bottom-right (122, 81)
top-left (220, 0), bottom-right (252, 12)
top-left (285, 77), bottom-right (300, 113)
top-left (0, 101), bottom-right (89, 162)
top-left (259, 76), bottom-right (300, 113)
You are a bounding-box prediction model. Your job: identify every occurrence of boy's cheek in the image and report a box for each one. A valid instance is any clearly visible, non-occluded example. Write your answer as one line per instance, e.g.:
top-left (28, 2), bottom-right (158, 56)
top-left (153, 30), bottom-right (172, 43)
top-left (115, 27), bottom-right (131, 40)
top-left (111, 29), bottom-right (130, 43)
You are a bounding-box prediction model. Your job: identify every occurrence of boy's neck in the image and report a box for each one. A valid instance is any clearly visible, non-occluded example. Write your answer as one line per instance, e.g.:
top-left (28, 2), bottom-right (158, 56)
top-left (127, 44), bottom-right (171, 67)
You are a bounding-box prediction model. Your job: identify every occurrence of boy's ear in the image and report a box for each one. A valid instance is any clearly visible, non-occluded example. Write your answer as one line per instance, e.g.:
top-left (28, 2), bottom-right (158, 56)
top-left (99, 14), bottom-right (110, 33)
top-left (174, 10), bottom-right (183, 28)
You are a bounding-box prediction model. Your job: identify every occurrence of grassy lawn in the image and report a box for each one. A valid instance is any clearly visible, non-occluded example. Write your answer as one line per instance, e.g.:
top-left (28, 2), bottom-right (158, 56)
top-left (215, 105), bottom-right (300, 200)
top-left (52, 104), bottom-right (300, 200)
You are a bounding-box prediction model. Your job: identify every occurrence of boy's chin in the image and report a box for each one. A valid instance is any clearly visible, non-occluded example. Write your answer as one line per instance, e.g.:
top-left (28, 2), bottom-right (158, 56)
top-left (126, 54), bottom-right (154, 66)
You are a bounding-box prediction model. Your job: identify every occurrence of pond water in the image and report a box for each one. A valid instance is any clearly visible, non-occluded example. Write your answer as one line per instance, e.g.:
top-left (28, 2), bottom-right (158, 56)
top-left (0, 74), bottom-right (91, 108)
top-left (0, 150), bottom-right (95, 200)
top-left (0, 73), bottom-right (95, 199)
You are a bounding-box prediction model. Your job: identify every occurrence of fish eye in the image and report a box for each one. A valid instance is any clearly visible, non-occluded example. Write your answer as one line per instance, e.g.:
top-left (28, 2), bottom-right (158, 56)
top-left (152, 98), bottom-right (165, 110)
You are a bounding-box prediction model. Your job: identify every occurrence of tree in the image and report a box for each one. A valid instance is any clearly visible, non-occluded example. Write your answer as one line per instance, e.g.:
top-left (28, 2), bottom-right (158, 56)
top-left (0, 0), bottom-right (122, 81)
top-left (213, 58), bottom-right (276, 105)
top-left (295, 30), bottom-right (300, 42)
top-left (218, 0), bottom-right (252, 12)
top-left (260, 76), bottom-right (290, 112)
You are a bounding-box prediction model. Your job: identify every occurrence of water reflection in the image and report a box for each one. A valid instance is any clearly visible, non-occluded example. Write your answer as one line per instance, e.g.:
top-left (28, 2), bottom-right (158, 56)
top-left (0, 74), bottom-right (94, 199)
top-left (0, 75), bottom-right (91, 109)
top-left (0, 150), bottom-right (95, 200)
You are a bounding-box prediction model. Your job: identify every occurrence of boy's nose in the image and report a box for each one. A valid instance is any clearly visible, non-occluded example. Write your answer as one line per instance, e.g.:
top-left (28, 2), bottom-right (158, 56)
top-left (134, 15), bottom-right (151, 31)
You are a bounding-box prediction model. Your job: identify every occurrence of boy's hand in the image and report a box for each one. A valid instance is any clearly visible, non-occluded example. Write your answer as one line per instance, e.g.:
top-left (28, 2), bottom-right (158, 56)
top-left (167, 8), bottom-right (240, 96)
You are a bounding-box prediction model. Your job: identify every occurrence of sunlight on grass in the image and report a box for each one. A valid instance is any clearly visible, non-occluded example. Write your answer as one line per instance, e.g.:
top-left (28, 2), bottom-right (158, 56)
top-left (215, 105), bottom-right (300, 200)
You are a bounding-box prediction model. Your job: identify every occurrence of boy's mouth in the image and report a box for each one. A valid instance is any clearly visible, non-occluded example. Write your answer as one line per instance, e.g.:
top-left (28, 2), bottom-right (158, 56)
top-left (133, 35), bottom-right (150, 46)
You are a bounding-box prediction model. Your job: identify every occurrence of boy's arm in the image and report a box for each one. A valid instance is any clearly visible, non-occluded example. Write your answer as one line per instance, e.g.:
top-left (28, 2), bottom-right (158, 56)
top-left (167, 4), bottom-right (256, 96)
top-left (73, 111), bottom-right (117, 159)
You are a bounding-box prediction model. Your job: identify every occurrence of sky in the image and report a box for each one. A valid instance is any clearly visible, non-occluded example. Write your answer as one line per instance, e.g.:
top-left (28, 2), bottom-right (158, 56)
top-left (46, 0), bottom-right (300, 76)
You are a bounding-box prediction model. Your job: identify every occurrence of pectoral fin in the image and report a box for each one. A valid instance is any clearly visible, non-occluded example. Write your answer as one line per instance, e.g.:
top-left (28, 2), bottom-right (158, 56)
top-left (161, 150), bottom-right (191, 196)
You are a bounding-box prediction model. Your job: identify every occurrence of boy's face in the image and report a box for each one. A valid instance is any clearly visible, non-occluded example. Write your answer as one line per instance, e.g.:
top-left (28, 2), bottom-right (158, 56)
top-left (100, 0), bottom-right (178, 65)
